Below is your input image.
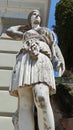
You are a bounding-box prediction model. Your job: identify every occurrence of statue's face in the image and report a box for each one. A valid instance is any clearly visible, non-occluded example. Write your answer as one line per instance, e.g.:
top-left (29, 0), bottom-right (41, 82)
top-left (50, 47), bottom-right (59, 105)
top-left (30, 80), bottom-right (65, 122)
top-left (31, 11), bottom-right (41, 25)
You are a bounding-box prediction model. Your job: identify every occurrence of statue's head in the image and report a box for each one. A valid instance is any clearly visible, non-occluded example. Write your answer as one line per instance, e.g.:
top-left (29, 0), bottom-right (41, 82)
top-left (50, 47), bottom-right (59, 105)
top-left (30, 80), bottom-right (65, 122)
top-left (28, 9), bottom-right (41, 26)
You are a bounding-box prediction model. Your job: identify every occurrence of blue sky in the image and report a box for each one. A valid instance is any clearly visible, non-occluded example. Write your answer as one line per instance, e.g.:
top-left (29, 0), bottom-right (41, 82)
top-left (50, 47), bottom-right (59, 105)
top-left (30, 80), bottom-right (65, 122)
top-left (48, 0), bottom-right (60, 77)
top-left (48, 0), bottom-right (60, 44)
top-left (48, 0), bottom-right (60, 30)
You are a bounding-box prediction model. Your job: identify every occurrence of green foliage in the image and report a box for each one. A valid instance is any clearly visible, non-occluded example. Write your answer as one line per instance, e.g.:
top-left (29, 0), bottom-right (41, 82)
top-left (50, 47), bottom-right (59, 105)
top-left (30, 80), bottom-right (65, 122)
top-left (54, 0), bottom-right (73, 69)
top-left (55, 84), bottom-right (73, 117)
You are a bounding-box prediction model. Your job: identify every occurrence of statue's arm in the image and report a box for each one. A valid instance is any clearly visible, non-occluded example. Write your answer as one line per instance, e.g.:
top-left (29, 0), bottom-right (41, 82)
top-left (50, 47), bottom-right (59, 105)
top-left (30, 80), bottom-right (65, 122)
top-left (6, 25), bottom-right (23, 40)
top-left (41, 28), bottom-right (65, 76)
top-left (49, 31), bottom-right (65, 76)
top-left (55, 44), bottom-right (65, 77)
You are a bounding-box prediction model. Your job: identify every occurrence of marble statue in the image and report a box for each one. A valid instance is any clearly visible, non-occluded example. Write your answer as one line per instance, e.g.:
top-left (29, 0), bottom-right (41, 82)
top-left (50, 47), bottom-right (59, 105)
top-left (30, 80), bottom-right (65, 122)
top-left (6, 10), bottom-right (65, 130)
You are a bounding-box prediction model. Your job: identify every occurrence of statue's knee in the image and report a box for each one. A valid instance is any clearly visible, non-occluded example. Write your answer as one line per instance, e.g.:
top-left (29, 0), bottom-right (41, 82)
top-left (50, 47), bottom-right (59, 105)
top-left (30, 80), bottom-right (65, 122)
top-left (35, 94), bottom-right (47, 109)
top-left (33, 84), bottom-right (49, 109)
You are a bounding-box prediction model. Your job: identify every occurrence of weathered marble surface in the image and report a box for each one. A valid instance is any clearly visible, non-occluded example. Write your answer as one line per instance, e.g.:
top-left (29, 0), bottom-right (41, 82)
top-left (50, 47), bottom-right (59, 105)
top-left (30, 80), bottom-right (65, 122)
top-left (6, 10), bottom-right (65, 130)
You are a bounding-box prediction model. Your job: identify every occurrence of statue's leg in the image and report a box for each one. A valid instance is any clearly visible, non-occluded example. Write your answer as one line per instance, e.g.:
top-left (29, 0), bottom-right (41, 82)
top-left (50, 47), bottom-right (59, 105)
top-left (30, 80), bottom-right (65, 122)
top-left (18, 87), bottom-right (34, 130)
top-left (33, 83), bottom-right (55, 130)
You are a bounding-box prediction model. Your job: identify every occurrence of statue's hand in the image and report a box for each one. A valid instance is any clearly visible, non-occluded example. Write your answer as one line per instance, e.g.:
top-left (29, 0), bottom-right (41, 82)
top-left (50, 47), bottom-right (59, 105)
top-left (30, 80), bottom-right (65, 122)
top-left (28, 41), bottom-right (40, 60)
top-left (57, 61), bottom-right (62, 69)
top-left (57, 61), bottom-right (65, 77)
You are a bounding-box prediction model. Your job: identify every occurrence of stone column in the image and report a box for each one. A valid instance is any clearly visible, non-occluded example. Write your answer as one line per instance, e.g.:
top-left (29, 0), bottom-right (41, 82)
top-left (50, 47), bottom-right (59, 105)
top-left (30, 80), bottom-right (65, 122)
top-left (12, 87), bottom-right (35, 130)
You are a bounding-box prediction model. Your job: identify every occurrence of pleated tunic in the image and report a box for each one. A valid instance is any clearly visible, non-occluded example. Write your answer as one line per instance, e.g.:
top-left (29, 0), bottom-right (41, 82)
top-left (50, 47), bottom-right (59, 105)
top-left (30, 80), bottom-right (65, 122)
top-left (9, 30), bottom-right (56, 96)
